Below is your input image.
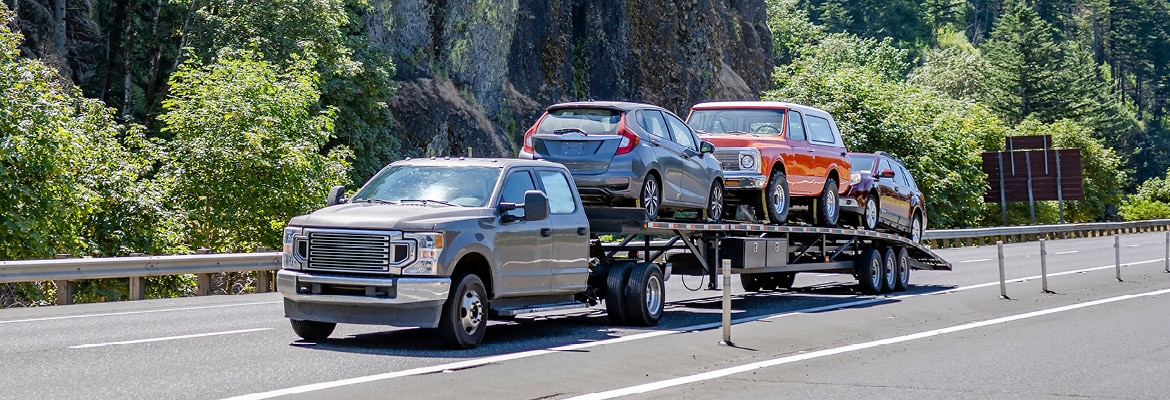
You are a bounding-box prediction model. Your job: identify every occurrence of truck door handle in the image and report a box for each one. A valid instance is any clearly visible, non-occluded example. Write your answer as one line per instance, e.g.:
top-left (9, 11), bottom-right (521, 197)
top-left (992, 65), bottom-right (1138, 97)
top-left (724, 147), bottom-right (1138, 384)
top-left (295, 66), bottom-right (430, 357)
top-left (540, 228), bottom-right (552, 237)
top-left (577, 227), bottom-right (588, 236)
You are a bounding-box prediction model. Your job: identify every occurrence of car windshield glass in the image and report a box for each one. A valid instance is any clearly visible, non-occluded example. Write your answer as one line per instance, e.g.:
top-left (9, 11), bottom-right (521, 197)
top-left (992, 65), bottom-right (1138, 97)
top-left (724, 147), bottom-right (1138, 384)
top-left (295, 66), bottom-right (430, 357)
top-left (537, 108), bottom-right (621, 135)
top-left (687, 109), bottom-right (786, 135)
top-left (849, 155), bottom-right (875, 173)
top-left (351, 165), bottom-right (500, 207)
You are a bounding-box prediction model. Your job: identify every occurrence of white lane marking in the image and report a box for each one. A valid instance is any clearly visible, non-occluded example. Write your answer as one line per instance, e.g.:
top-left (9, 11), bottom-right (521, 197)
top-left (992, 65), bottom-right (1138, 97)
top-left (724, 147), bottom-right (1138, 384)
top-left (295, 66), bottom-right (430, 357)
top-left (220, 257), bottom-right (1170, 400)
top-left (958, 258), bottom-right (992, 263)
top-left (70, 328), bottom-right (272, 349)
top-left (1053, 251), bottom-right (1078, 255)
top-left (1126, 244), bottom-right (1141, 248)
top-left (567, 287), bottom-right (1170, 400)
top-left (0, 301), bottom-right (281, 325)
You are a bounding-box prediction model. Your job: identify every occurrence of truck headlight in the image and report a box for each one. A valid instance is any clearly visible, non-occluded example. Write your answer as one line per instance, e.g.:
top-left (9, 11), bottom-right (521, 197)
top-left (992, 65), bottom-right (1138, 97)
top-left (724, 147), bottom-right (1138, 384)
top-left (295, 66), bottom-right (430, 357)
top-left (282, 227), bottom-right (305, 269)
top-left (739, 154), bottom-right (755, 170)
top-left (404, 232), bottom-right (444, 275)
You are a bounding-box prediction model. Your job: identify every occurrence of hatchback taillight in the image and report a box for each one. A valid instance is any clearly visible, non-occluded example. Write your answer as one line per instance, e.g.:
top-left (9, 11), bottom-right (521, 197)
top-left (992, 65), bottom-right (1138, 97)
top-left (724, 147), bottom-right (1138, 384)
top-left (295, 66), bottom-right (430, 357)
top-left (521, 116), bottom-right (543, 154)
top-left (615, 120), bottom-right (639, 155)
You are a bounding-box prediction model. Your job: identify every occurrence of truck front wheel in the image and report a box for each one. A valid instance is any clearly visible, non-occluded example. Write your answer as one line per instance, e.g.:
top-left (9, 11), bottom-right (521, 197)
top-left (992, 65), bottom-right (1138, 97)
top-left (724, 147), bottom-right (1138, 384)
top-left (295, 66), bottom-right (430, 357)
top-left (439, 274), bottom-right (488, 349)
top-left (290, 319), bottom-right (336, 341)
top-left (624, 263), bottom-right (664, 326)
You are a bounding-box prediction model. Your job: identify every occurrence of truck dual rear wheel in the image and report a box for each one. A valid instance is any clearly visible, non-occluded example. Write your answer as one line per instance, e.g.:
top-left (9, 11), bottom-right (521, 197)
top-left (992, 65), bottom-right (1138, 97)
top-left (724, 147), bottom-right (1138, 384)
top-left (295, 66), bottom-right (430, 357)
top-left (624, 263), bottom-right (664, 326)
top-left (439, 274), bottom-right (488, 349)
top-left (855, 248), bottom-right (883, 295)
top-left (605, 263), bottom-right (633, 325)
top-left (290, 319), bottom-right (336, 341)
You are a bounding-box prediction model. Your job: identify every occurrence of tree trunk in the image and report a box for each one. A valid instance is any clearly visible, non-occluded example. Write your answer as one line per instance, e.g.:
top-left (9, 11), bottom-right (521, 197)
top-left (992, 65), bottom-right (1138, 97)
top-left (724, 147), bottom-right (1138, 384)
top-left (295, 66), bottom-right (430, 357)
top-left (122, 0), bottom-right (139, 119)
top-left (52, 0), bottom-right (70, 78)
top-left (144, 0), bottom-right (163, 122)
top-left (102, 0), bottom-right (130, 102)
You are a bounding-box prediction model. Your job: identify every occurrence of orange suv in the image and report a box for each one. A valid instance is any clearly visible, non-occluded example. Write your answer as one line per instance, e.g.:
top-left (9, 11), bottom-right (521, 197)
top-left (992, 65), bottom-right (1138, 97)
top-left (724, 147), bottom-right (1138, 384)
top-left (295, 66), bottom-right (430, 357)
top-left (686, 101), bottom-right (851, 226)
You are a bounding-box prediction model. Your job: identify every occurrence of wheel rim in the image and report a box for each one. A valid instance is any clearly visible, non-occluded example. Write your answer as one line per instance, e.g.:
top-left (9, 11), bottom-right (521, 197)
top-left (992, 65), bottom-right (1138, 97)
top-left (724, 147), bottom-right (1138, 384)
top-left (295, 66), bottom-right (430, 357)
top-left (911, 217), bottom-right (922, 243)
top-left (459, 288), bottom-right (483, 335)
top-left (823, 185), bottom-right (838, 221)
top-left (642, 178), bottom-right (659, 219)
top-left (869, 256), bottom-right (881, 289)
top-left (769, 181), bottom-right (786, 216)
top-left (885, 253), bottom-right (896, 287)
top-left (900, 253), bottom-right (910, 283)
top-left (645, 275), bottom-right (663, 315)
top-left (864, 199), bottom-right (878, 229)
top-left (708, 184), bottom-right (723, 220)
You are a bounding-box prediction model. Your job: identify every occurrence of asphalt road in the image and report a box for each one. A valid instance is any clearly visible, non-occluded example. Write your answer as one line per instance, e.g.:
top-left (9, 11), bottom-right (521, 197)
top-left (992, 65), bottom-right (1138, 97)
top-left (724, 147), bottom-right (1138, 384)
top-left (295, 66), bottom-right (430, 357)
top-left (2, 232), bottom-right (1169, 400)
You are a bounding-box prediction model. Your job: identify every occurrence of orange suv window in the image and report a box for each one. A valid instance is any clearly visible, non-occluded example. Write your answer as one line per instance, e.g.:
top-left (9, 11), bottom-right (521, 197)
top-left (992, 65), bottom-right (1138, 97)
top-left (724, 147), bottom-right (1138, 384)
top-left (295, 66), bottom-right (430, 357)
top-left (806, 115), bottom-right (836, 144)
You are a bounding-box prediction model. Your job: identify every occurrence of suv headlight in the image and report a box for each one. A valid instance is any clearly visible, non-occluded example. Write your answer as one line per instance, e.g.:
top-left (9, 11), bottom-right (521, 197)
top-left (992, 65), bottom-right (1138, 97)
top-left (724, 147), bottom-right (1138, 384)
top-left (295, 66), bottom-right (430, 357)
top-left (739, 154), bottom-right (755, 170)
top-left (403, 232), bottom-right (444, 275)
top-left (282, 227), bottom-right (306, 269)
top-left (850, 173), bottom-right (861, 186)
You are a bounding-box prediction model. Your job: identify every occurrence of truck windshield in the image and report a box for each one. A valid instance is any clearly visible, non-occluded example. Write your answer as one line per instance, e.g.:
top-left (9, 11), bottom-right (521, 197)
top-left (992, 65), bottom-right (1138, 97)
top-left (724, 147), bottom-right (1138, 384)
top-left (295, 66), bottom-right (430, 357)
top-left (687, 109), bottom-right (786, 135)
top-left (351, 165), bottom-right (501, 207)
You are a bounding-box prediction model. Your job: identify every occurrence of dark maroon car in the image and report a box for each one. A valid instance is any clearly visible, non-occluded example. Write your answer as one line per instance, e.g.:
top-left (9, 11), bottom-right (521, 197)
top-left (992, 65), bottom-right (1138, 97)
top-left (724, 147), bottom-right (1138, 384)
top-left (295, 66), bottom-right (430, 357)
top-left (841, 152), bottom-right (926, 242)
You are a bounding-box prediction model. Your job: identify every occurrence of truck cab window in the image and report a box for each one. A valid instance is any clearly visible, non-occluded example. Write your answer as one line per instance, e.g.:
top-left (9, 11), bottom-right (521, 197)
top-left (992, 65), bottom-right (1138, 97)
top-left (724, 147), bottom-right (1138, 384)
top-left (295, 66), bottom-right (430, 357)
top-left (538, 170), bottom-right (577, 214)
top-left (500, 170), bottom-right (537, 218)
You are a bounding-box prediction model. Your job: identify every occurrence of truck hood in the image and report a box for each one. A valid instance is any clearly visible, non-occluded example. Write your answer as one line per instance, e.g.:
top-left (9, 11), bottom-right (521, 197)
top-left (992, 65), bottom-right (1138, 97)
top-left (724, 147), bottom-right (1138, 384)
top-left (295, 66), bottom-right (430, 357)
top-left (698, 134), bottom-right (788, 147)
top-left (288, 203), bottom-right (494, 231)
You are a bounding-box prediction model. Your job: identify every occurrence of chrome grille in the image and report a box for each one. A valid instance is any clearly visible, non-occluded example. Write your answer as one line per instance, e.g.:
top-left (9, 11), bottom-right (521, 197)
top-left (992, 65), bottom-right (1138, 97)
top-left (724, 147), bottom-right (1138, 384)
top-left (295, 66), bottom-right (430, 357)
top-left (713, 151), bottom-right (743, 171)
top-left (306, 229), bottom-right (413, 272)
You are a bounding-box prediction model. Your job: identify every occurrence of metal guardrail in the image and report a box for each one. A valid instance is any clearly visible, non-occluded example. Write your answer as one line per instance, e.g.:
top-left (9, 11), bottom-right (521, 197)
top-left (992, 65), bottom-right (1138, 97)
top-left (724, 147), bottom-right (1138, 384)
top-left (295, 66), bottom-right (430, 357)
top-left (3, 220), bottom-right (1170, 306)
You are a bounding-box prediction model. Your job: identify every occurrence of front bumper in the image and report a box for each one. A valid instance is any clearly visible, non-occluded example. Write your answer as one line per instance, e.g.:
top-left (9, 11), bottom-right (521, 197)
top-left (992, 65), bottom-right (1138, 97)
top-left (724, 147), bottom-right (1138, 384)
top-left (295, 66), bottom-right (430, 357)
top-left (277, 269), bottom-right (450, 328)
top-left (721, 171), bottom-right (767, 190)
top-left (840, 196), bottom-right (863, 215)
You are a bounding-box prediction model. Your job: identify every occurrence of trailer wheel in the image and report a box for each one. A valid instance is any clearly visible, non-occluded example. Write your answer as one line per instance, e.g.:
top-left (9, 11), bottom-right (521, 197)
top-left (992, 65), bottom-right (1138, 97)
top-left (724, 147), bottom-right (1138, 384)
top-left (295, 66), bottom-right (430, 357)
top-left (605, 262), bottom-right (633, 325)
top-left (882, 247), bottom-right (898, 293)
top-left (772, 272), bottom-right (796, 290)
top-left (894, 247), bottom-right (911, 291)
top-left (855, 248), bottom-right (883, 295)
top-left (290, 319), bottom-right (335, 341)
top-left (740, 273), bottom-right (764, 292)
top-left (438, 274), bottom-right (488, 349)
top-left (624, 263), bottom-right (665, 326)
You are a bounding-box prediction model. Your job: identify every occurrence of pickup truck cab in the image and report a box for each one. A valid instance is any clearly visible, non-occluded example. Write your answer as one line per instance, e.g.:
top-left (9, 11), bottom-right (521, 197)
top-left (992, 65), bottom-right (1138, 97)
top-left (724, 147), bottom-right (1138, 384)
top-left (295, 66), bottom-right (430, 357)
top-left (686, 101), bottom-right (851, 226)
top-left (278, 157), bottom-right (665, 349)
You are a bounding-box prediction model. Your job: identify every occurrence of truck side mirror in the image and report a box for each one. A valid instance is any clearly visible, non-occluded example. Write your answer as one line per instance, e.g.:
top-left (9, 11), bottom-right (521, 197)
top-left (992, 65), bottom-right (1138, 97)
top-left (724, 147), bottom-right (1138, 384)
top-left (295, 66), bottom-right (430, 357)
top-left (699, 141), bottom-right (715, 155)
top-left (523, 190), bottom-right (549, 221)
top-left (326, 185), bottom-right (347, 206)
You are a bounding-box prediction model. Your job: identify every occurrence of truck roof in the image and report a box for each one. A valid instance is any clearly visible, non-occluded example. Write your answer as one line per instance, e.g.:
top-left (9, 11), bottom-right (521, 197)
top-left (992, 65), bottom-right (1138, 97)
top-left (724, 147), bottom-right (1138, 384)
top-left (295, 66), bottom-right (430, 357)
top-left (391, 157), bottom-right (564, 170)
top-left (690, 101), bottom-right (833, 117)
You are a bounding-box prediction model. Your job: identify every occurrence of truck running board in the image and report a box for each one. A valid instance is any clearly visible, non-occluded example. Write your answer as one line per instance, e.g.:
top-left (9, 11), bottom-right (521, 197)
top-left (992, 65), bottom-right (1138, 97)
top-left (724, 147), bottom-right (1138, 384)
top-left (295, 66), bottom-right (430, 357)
top-left (493, 302), bottom-right (590, 317)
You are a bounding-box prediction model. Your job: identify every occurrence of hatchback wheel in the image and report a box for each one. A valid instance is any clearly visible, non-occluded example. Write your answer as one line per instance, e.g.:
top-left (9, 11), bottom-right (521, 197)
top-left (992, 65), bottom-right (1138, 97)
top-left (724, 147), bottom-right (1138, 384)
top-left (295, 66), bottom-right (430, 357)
top-left (640, 175), bottom-right (661, 221)
top-left (707, 181), bottom-right (724, 222)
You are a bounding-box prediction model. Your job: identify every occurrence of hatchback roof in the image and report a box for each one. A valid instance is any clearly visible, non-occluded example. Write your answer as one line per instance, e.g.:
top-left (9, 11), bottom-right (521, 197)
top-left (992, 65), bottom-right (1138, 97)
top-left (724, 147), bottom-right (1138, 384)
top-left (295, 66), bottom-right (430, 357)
top-left (546, 101), bottom-right (664, 112)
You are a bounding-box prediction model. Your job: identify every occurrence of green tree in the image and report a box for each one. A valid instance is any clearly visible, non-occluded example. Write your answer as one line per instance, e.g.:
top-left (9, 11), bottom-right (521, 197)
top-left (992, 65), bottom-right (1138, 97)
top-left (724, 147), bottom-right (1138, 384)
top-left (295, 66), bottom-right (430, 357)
top-left (908, 34), bottom-right (987, 101)
top-left (158, 50), bottom-right (351, 252)
top-left (980, 0), bottom-right (1066, 124)
top-left (1119, 168), bottom-right (1170, 220)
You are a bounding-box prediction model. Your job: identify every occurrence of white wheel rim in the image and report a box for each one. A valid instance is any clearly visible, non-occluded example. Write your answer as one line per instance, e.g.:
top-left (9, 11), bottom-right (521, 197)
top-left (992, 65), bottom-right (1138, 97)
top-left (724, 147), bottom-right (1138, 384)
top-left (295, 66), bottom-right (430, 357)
top-left (770, 182), bottom-right (786, 215)
top-left (643, 179), bottom-right (659, 219)
top-left (709, 185), bottom-right (723, 220)
top-left (912, 217), bottom-right (922, 243)
top-left (459, 288), bottom-right (483, 335)
top-left (645, 275), bottom-right (663, 315)
top-left (865, 199), bottom-right (878, 229)
top-left (824, 186), bottom-right (838, 221)
top-left (886, 253), bottom-right (896, 287)
top-left (869, 256), bottom-right (881, 288)
top-left (900, 253), bottom-right (910, 283)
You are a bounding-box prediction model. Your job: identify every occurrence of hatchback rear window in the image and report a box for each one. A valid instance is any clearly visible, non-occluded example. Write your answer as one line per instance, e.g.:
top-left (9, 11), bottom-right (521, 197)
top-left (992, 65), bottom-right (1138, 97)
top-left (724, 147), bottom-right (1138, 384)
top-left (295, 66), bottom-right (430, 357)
top-left (537, 108), bottom-right (622, 135)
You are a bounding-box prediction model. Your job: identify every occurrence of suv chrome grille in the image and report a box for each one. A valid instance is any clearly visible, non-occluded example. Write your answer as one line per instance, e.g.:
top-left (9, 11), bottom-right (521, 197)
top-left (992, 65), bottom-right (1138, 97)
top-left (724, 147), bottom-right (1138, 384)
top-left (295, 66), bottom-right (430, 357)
top-left (713, 151), bottom-right (743, 171)
top-left (306, 229), bottom-right (413, 272)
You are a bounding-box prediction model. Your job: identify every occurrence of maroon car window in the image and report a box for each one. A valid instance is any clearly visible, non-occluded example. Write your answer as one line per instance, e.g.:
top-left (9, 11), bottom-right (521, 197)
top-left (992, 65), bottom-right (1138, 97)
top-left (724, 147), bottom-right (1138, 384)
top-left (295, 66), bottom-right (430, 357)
top-left (639, 110), bottom-right (671, 140)
top-left (537, 108), bottom-right (621, 135)
top-left (665, 113), bottom-right (698, 151)
top-left (895, 163), bottom-right (913, 187)
top-left (787, 111), bottom-right (807, 141)
top-left (806, 115), bottom-right (835, 144)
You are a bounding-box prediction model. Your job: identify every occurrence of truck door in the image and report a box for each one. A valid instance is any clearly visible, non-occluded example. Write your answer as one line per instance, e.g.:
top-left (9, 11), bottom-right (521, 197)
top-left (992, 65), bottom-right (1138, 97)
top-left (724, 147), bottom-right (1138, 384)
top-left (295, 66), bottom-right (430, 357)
top-left (536, 169), bottom-right (591, 294)
top-left (494, 169), bottom-right (552, 297)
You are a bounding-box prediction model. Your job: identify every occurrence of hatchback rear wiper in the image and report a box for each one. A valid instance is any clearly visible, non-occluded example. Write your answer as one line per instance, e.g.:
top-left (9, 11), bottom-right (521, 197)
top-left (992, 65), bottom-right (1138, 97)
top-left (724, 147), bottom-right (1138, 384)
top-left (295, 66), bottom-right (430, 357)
top-left (553, 128), bottom-right (588, 135)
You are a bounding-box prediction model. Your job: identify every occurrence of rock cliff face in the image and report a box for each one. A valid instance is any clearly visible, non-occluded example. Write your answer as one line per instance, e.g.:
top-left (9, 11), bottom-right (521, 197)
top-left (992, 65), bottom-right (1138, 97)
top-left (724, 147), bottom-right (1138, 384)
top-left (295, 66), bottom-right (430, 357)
top-left (368, 0), bottom-right (773, 157)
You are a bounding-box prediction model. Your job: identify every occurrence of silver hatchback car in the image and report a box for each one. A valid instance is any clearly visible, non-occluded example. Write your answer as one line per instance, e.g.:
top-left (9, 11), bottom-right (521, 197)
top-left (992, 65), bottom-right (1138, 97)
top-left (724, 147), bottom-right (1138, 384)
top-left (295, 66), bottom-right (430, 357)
top-left (519, 101), bottom-right (724, 221)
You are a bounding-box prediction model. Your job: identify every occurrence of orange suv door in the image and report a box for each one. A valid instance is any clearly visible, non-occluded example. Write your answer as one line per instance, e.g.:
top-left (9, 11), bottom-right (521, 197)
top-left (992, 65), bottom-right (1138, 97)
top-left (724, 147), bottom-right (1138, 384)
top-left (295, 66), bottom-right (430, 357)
top-left (804, 114), bottom-right (848, 195)
top-left (784, 110), bottom-right (817, 196)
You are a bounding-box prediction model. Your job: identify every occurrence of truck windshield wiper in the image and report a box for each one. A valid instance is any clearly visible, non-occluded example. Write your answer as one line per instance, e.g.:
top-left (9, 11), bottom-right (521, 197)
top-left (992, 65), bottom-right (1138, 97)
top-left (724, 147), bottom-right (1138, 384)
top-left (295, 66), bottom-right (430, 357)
top-left (352, 198), bottom-right (399, 205)
top-left (400, 199), bottom-right (461, 207)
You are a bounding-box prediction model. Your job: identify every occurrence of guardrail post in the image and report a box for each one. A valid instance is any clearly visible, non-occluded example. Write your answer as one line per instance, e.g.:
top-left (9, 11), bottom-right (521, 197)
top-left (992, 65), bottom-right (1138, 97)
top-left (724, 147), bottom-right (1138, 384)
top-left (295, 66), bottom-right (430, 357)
top-left (720, 259), bottom-right (733, 346)
top-left (1115, 235), bottom-right (1123, 282)
top-left (257, 271), bottom-right (272, 293)
top-left (1040, 239), bottom-right (1051, 293)
top-left (1164, 231), bottom-right (1169, 274)
top-left (196, 274), bottom-right (211, 296)
top-left (53, 280), bottom-right (73, 305)
top-left (998, 241), bottom-right (1009, 299)
top-left (129, 276), bottom-right (145, 300)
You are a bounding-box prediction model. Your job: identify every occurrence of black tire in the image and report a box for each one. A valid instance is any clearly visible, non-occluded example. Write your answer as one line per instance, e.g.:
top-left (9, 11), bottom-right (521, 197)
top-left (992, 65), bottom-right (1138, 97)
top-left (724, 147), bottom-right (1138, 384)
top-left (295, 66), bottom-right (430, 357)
top-left (817, 177), bottom-right (840, 227)
top-left (623, 263), bottom-right (665, 326)
top-left (894, 247), bottom-right (911, 292)
top-left (861, 193), bottom-right (879, 230)
top-left (881, 247), bottom-right (898, 294)
top-left (438, 274), bottom-right (488, 349)
top-left (605, 262), bottom-right (633, 325)
top-left (290, 319), bottom-right (336, 341)
top-left (765, 170), bottom-right (791, 225)
top-left (740, 273), bottom-right (764, 292)
top-left (640, 174), bottom-right (661, 221)
top-left (855, 248), bottom-right (883, 295)
top-left (706, 180), bottom-right (724, 222)
top-left (773, 272), bottom-right (796, 290)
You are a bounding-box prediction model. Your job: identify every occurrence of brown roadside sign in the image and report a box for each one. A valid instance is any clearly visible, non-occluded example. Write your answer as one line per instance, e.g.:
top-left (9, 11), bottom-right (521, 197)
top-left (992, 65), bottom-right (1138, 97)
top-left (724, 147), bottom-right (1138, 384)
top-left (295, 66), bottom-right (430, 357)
top-left (982, 149), bottom-right (1083, 203)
